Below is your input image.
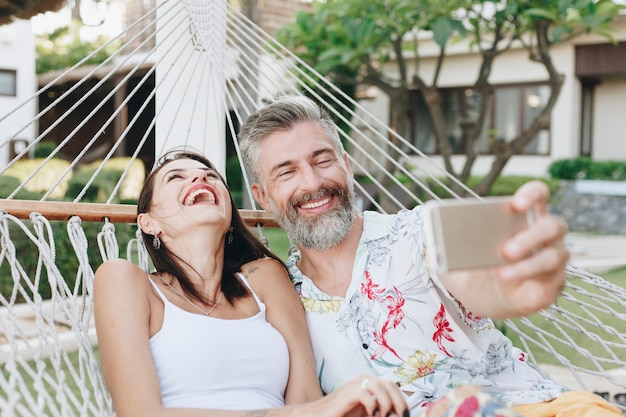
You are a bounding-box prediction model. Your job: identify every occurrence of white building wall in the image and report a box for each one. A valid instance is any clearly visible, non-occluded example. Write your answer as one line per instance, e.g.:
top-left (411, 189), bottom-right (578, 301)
top-left (593, 77), bottom-right (626, 160)
top-left (360, 15), bottom-right (626, 179)
top-left (0, 19), bottom-right (37, 166)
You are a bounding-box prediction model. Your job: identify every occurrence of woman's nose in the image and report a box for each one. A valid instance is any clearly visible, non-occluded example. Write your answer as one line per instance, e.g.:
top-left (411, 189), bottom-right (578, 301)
top-left (191, 169), bottom-right (209, 183)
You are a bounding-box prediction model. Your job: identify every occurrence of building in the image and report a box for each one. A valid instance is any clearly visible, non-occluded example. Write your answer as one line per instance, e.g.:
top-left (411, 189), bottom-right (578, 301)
top-left (358, 13), bottom-right (626, 178)
top-left (0, 19), bottom-right (37, 166)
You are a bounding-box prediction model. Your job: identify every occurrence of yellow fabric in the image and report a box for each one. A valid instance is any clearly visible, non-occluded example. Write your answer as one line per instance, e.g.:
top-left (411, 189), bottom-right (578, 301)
top-left (514, 391), bottom-right (622, 417)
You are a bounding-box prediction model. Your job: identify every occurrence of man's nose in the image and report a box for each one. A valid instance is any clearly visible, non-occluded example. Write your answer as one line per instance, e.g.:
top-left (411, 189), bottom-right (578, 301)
top-left (298, 165), bottom-right (324, 191)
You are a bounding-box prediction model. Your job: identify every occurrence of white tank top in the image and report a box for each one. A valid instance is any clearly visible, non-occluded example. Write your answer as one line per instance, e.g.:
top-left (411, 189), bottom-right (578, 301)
top-left (148, 273), bottom-right (289, 410)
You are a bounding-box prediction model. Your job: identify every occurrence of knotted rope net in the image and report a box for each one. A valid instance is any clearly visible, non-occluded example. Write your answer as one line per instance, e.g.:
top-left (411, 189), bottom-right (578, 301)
top-left (0, 0), bottom-right (624, 415)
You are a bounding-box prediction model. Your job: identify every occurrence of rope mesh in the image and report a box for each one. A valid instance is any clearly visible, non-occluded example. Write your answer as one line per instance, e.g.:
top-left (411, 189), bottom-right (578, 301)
top-left (0, 0), bottom-right (624, 414)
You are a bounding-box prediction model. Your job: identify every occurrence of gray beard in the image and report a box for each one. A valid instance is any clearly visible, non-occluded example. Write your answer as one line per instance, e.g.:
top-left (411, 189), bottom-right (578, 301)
top-left (268, 187), bottom-right (356, 251)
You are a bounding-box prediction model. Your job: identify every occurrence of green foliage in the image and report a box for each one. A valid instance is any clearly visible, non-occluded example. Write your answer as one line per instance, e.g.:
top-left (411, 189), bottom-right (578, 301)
top-left (0, 161), bottom-right (138, 301)
top-left (548, 157), bottom-right (626, 180)
top-left (226, 154), bottom-right (244, 208)
top-left (415, 175), bottom-right (559, 201)
top-left (66, 168), bottom-right (125, 203)
top-left (36, 20), bottom-right (120, 74)
top-left (0, 220), bottom-right (135, 303)
top-left (275, 4), bottom-right (358, 138)
top-left (0, 176), bottom-right (47, 200)
top-left (467, 175), bottom-right (561, 197)
top-left (357, 174), bottom-right (561, 206)
top-left (33, 141), bottom-right (58, 158)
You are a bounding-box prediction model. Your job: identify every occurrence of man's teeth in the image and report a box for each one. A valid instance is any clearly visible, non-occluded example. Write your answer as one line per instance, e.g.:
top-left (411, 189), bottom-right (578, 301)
top-left (184, 189), bottom-right (215, 206)
top-left (300, 196), bottom-right (331, 209)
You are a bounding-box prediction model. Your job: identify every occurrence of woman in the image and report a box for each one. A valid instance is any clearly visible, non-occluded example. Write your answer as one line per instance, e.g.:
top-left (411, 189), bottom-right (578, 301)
top-left (94, 148), bottom-right (408, 417)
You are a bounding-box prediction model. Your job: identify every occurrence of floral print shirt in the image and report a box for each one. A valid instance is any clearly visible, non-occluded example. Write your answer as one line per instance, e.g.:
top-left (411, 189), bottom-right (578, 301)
top-left (286, 207), bottom-right (566, 414)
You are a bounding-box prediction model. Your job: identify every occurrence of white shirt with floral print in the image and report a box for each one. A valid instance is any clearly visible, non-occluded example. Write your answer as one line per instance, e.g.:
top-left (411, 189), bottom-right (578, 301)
top-left (287, 207), bottom-right (566, 413)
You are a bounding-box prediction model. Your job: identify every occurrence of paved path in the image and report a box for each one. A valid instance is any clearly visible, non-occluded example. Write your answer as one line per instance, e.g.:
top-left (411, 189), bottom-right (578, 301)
top-left (566, 232), bottom-right (626, 274)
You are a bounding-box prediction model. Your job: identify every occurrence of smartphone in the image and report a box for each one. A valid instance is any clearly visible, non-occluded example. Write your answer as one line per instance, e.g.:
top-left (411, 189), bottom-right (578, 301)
top-left (422, 196), bottom-right (535, 274)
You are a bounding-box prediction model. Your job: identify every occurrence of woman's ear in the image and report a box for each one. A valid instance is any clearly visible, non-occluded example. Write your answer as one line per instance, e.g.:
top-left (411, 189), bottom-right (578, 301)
top-left (137, 213), bottom-right (156, 235)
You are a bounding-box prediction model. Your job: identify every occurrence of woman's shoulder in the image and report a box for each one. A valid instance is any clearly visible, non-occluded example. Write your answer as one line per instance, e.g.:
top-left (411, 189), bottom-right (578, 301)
top-left (94, 258), bottom-right (149, 289)
top-left (240, 257), bottom-right (290, 292)
top-left (241, 257), bottom-right (287, 279)
top-left (96, 257), bottom-right (144, 274)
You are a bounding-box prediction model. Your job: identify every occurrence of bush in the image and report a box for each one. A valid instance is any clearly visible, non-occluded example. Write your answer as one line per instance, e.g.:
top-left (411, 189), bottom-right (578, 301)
top-left (467, 176), bottom-right (561, 197)
top-left (548, 157), bottom-right (626, 181)
top-left (355, 174), bottom-right (560, 209)
top-left (0, 157), bottom-right (141, 301)
top-left (0, 176), bottom-right (47, 200)
top-left (66, 168), bottom-right (125, 203)
top-left (0, 220), bottom-right (136, 303)
top-left (3, 158), bottom-right (72, 198)
top-left (34, 141), bottom-right (57, 158)
top-left (418, 175), bottom-right (559, 200)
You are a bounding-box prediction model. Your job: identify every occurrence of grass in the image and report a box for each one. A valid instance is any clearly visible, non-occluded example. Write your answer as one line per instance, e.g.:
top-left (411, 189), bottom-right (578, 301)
top-left (502, 266), bottom-right (626, 369)
top-left (257, 227), bottom-right (292, 262)
top-left (1, 346), bottom-right (109, 415)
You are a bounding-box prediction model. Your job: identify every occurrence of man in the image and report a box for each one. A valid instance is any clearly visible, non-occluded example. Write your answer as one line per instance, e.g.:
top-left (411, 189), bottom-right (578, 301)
top-left (238, 95), bottom-right (620, 417)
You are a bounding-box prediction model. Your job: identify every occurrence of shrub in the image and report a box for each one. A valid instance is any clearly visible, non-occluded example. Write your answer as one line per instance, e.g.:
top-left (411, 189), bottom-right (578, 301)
top-left (34, 141), bottom-right (58, 158)
top-left (548, 157), bottom-right (626, 181)
top-left (3, 158), bottom-right (72, 198)
top-left (0, 157), bottom-right (141, 301)
top-left (0, 219), bottom-right (136, 303)
top-left (355, 174), bottom-right (559, 208)
top-left (0, 176), bottom-right (47, 200)
top-left (66, 168), bottom-right (125, 203)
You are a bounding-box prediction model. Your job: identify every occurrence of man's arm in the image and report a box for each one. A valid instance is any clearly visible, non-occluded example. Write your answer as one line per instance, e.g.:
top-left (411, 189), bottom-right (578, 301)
top-left (437, 181), bottom-right (570, 319)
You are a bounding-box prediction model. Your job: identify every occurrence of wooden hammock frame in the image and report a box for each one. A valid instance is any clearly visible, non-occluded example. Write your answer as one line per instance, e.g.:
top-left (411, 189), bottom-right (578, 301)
top-left (0, 199), bottom-right (280, 227)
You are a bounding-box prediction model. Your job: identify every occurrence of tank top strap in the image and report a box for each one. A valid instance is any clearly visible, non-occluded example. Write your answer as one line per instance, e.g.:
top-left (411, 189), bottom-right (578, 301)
top-left (147, 274), bottom-right (169, 303)
top-left (237, 272), bottom-right (265, 311)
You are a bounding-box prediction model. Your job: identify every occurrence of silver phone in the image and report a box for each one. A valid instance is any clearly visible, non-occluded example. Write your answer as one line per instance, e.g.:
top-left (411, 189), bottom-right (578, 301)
top-left (422, 196), bottom-right (535, 274)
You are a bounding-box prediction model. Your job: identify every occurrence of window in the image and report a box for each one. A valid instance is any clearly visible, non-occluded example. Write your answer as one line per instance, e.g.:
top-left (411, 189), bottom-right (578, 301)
top-left (0, 69), bottom-right (17, 96)
top-left (407, 83), bottom-right (551, 155)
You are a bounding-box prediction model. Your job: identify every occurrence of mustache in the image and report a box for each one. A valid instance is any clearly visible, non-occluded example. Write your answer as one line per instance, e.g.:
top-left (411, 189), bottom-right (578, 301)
top-left (289, 184), bottom-right (354, 209)
top-left (289, 188), bottom-right (334, 208)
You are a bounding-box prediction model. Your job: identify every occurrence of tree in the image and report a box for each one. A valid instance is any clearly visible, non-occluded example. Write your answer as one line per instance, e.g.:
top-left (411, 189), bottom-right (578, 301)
top-left (36, 19), bottom-right (119, 74)
top-left (277, 0), bottom-right (624, 195)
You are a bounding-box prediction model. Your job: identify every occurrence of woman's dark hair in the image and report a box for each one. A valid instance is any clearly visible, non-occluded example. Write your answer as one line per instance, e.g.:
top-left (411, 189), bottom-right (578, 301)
top-left (137, 147), bottom-right (286, 305)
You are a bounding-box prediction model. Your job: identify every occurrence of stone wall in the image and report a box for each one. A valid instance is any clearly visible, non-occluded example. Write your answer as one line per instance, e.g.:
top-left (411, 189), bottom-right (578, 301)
top-left (549, 181), bottom-right (626, 235)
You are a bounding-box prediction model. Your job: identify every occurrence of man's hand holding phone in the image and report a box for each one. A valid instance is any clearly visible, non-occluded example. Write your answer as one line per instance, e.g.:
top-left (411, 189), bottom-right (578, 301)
top-left (423, 181), bottom-right (570, 319)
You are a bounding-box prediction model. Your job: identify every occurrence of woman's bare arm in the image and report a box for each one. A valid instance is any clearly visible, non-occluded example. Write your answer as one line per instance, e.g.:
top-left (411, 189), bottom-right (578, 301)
top-left (243, 257), bottom-right (322, 404)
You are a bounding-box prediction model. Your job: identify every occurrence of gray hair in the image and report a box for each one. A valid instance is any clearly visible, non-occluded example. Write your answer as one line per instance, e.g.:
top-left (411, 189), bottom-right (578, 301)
top-left (238, 95), bottom-right (344, 185)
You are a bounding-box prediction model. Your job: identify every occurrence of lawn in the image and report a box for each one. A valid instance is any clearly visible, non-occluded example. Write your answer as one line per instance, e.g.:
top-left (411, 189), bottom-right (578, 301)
top-left (501, 266), bottom-right (626, 370)
top-left (256, 227), bottom-right (292, 261)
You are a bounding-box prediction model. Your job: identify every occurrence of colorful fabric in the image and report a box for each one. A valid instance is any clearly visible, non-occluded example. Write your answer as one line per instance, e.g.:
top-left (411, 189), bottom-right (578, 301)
top-left (287, 207), bottom-right (566, 415)
top-left (513, 390), bottom-right (622, 417)
top-left (424, 386), bottom-right (523, 417)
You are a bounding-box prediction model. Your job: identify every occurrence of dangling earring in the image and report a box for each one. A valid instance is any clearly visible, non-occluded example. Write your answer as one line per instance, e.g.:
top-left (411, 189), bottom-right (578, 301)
top-left (152, 233), bottom-right (161, 250)
top-left (227, 227), bottom-right (234, 245)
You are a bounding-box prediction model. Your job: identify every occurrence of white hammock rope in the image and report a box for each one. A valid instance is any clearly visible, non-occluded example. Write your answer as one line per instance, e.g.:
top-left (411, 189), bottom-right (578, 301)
top-left (0, 0), bottom-right (624, 415)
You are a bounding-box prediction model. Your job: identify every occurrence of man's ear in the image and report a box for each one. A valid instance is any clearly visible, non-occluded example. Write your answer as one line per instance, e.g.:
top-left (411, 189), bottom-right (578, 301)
top-left (251, 183), bottom-right (270, 212)
top-left (342, 152), bottom-right (353, 175)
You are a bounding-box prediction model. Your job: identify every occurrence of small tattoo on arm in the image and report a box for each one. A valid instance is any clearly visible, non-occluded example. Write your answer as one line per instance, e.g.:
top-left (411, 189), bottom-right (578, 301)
top-left (244, 410), bottom-right (269, 417)
top-left (247, 266), bottom-right (259, 276)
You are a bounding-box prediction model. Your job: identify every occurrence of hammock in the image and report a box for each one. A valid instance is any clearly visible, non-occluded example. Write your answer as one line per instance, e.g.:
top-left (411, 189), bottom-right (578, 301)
top-left (0, 0), bottom-right (624, 415)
